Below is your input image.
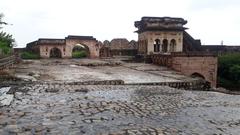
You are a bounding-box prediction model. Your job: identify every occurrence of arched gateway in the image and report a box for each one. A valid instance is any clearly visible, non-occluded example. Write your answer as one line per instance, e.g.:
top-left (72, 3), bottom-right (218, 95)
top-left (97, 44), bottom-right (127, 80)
top-left (72, 44), bottom-right (90, 58)
top-left (50, 47), bottom-right (62, 58)
top-left (29, 35), bottom-right (100, 58)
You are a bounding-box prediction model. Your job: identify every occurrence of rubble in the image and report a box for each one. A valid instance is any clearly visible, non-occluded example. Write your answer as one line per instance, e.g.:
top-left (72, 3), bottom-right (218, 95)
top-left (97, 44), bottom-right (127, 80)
top-left (0, 87), bottom-right (14, 106)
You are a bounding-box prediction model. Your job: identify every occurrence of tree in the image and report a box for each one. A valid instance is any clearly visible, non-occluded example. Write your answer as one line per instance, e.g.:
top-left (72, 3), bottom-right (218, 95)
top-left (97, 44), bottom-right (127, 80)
top-left (0, 13), bottom-right (15, 55)
top-left (218, 53), bottom-right (240, 90)
top-left (0, 32), bottom-right (15, 48)
top-left (0, 13), bottom-right (8, 29)
top-left (229, 64), bottom-right (240, 83)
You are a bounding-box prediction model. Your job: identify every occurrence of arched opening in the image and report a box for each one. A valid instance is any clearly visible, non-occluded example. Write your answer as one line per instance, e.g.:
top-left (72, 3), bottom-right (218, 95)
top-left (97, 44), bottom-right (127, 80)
top-left (170, 39), bottom-right (176, 52)
top-left (162, 39), bottom-right (168, 53)
top-left (191, 72), bottom-right (211, 89)
top-left (72, 44), bottom-right (90, 58)
top-left (191, 72), bottom-right (205, 79)
top-left (154, 39), bottom-right (160, 52)
top-left (50, 47), bottom-right (62, 58)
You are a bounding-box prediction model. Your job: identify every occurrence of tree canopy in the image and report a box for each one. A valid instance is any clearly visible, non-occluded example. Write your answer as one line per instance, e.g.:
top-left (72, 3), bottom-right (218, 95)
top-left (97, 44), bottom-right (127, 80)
top-left (0, 13), bottom-right (15, 55)
top-left (218, 53), bottom-right (240, 90)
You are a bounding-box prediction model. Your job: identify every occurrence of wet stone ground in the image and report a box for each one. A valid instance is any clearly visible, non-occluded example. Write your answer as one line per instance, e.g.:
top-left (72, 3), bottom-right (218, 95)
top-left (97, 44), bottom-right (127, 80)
top-left (1, 84), bottom-right (240, 135)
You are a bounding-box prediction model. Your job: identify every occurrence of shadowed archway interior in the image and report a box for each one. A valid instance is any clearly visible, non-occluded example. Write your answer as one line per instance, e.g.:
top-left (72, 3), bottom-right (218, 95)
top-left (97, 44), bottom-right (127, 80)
top-left (191, 72), bottom-right (205, 79)
top-left (162, 39), bottom-right (168, 53)
top-left (50, 48), bottom-right (62, 58)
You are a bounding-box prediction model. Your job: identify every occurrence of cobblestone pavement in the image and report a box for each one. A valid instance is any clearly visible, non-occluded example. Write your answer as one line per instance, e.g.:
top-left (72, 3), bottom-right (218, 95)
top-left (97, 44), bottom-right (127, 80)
top-left (1, 84), bottom-right (240, 135)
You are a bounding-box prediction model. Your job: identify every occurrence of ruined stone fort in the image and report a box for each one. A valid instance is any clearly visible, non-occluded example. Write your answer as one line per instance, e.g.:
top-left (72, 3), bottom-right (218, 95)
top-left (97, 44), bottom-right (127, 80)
top-left (25, 17), bottom-right (218, 88)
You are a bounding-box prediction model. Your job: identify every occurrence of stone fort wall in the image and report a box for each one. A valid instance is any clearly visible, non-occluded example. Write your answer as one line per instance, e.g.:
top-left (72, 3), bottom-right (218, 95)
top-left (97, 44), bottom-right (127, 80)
top-left (151, 53), bottom-right (218, 88)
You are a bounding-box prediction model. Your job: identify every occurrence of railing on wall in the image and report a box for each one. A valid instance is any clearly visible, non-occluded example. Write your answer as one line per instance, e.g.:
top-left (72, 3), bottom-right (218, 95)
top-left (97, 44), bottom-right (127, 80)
top-left (151, 54), bottom-right (172, 67)
top-left (150, 52), bottom-right (217, 66)
top-left (171, 52), bottom-right (217, 57)
top-left (0, 55), bottom-right (16, 70)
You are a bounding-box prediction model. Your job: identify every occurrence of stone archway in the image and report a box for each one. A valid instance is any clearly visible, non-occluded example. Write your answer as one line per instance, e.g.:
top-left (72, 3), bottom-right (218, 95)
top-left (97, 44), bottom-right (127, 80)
top-left (191, 72), bottom-right (211, 89)
top-left (154, 39), bottom-right (161, 52)
top-left (65, 36), bottom-right (100, 58)
top-left (170, 39), bottom-right (176, 52)
top-left (162, 39), bottom-right (168, 53)
top-left (72, 44), bottom-right (90, 58)
top-left (191, 72), bottom-right (205, 79)
top-left (50, 47), bottom-right (62, 58)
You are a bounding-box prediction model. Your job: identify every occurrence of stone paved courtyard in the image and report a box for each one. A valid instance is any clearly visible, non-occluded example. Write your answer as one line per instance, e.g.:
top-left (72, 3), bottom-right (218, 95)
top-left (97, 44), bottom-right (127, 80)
top-left (1, 59), bottom-right (240, 135)
top-left (12, 59), bottom-right (194, 83)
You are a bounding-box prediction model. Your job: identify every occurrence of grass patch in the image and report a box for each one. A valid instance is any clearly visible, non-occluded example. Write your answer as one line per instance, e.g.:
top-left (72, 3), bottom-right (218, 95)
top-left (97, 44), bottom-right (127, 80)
top-left (21, 52), bottom-right (40, 59)
top-left (72, 50), bottom-right (87, 58)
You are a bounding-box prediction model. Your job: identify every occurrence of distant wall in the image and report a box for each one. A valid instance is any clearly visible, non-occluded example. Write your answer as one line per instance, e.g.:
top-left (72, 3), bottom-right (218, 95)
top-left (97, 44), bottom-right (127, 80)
top-left (202, 45), bottom-right (240, 55)
top-left (100, 39), bottom-right (138, 57)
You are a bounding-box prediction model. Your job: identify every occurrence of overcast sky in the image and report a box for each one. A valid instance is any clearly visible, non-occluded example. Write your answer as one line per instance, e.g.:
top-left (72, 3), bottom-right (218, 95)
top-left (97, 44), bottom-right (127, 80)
top-left (1, 0), bottom-right (240, 47)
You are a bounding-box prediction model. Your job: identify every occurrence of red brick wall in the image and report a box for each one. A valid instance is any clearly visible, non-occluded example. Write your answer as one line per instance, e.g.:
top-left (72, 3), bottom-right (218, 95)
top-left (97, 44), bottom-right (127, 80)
top-left (151, 54), bottom-right (218, 88)
top-left (172, 56), bottom-right (217, 88)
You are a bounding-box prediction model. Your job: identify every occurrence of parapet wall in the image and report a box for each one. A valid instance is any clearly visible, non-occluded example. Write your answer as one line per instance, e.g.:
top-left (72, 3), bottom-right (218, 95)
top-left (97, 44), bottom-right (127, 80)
top-left (151, 53), bottom-right (218, 88)
top-left (2, 79), bottom-right (210, 91)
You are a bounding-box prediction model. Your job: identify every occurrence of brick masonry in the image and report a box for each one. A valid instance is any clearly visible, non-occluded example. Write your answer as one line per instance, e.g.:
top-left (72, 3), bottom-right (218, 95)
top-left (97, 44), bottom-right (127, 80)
top-left (151, 54), bottom-right (218, 88)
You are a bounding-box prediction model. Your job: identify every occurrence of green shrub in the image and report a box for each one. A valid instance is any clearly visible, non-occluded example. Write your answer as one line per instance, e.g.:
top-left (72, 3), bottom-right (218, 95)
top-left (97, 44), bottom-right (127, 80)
top-left (21, 52), bottom-right (40, 59)
top-left (0, 42), bottom-right (11, 56)
top-left (0, 14), bottom-right (15, 57)
top-left (218, 53), bottom-right (240, 90)
top-left (72, 50), bottom-right (87, 58)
